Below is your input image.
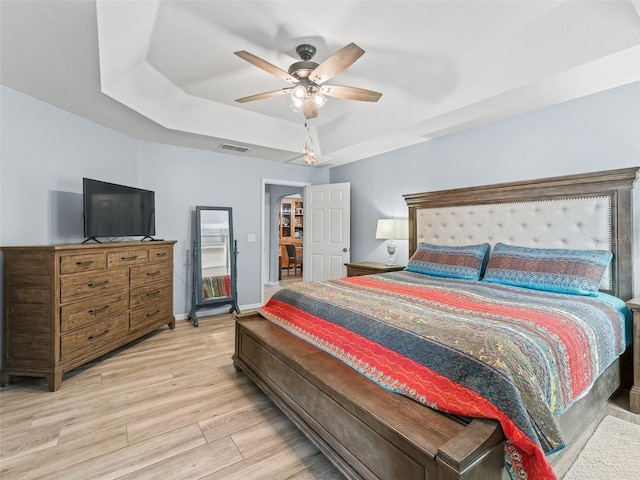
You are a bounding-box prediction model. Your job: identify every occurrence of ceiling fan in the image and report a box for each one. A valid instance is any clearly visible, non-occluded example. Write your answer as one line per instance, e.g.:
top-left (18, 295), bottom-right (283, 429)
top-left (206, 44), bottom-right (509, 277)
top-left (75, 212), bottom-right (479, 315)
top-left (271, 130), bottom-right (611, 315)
top-left (234, 43), bottom-right (382, 119)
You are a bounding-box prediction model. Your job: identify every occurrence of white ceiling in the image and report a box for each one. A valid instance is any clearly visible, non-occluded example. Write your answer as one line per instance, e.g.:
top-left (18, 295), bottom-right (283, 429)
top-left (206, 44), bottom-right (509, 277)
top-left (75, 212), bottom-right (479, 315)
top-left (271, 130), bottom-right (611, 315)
top-left (2, 0), bottom-right (640, 167)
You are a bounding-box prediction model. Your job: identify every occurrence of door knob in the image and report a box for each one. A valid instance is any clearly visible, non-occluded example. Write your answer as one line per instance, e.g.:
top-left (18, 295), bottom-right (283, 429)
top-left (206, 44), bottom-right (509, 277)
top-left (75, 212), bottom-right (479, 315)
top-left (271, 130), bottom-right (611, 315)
top-left (343, 248), bottom-right (349, 252)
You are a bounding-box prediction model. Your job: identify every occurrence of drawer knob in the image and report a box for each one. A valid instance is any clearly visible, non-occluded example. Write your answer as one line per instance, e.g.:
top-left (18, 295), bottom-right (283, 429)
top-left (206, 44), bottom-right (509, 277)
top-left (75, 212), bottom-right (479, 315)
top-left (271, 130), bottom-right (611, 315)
top-left (75, 260), bottom-right (94, 266)
top-left (146, 290), bottom-right (161, 297)
top-left (87, 280), bottom-right (109, 288)
top-left (145, 310), bottom-right (160, 318)
top-left (146, 271), bottom-right (161, 277)
top-left (121, 255), bottom-right (138, 261)
top-left (155, 253), bottom-right (167, 257)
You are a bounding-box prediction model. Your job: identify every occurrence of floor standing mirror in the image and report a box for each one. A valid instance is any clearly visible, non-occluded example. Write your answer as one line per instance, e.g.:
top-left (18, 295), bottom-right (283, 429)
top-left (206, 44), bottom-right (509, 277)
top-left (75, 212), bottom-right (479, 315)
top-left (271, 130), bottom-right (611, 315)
top-left (188, 206), bottom-right (239, 327)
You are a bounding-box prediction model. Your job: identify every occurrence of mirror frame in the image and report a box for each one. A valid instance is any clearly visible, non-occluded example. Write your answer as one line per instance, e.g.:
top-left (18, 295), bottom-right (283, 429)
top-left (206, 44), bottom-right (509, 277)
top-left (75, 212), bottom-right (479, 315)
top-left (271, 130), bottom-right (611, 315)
top-left (195, 206), bottom-right (236, 307)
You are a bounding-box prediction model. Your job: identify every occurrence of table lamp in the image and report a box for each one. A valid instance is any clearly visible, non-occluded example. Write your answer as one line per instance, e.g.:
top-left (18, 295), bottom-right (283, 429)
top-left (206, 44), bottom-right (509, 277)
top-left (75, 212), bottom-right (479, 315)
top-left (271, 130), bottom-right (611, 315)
top-left (375, 218), bottom-right (408, 265)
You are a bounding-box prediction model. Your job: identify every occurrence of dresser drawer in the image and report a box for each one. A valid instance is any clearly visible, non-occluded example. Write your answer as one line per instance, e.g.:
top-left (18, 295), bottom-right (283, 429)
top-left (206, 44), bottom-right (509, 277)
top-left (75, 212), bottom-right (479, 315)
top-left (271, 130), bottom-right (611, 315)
top-left (130, 261), bottom-right (173, 288)
top-left (60, 252), bottom-right (106, 274)
top-left (148, 245), bottom-right (173, 263)
top-left (130, 282), bottom-right (172, 309)
top-left (107, 248), bottom-right (148, 268)
top-left (129, 300), bottom-right (172, 332)
top-left (60, 268), bottom-right (129, 303)
top-left (60, 292), bottom-right (129, 333)
top-left (60, 313), bottom-right (129, 362)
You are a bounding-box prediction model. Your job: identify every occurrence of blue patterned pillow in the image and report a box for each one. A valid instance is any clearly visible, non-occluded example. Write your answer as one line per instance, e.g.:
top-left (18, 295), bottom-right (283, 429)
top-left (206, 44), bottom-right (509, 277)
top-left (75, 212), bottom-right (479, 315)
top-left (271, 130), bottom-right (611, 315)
top-left (405, 243), bottom-right (490, 280)
top-left (483, 243), bottom-right (612, 296)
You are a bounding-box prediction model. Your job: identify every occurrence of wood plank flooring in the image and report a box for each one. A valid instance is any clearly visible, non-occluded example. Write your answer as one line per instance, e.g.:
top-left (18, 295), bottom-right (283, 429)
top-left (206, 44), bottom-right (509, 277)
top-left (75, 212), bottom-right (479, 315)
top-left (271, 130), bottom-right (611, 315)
top-left (0, 311), bottom-right (634, 479)
top-left (0, 316), bottom-right (342, 480)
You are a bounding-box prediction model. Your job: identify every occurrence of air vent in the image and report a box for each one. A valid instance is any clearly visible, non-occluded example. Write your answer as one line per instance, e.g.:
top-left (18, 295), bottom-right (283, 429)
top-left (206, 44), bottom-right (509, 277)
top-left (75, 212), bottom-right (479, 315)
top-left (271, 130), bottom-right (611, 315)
top-left (218, 143), bottom-right (251, 153)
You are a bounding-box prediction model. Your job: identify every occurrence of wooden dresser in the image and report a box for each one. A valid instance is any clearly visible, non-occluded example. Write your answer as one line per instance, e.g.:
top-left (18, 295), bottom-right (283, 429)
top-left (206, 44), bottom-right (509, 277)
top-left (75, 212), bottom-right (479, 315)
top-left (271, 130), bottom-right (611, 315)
top-left (1, 241), bottom-right (176, 391)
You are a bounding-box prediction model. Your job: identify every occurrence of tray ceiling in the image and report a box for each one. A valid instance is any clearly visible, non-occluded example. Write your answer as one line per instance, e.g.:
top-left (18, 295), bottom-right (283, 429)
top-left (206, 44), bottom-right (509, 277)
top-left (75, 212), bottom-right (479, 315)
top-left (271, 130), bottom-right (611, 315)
top-left (2, 1), bottom-right (639, 167)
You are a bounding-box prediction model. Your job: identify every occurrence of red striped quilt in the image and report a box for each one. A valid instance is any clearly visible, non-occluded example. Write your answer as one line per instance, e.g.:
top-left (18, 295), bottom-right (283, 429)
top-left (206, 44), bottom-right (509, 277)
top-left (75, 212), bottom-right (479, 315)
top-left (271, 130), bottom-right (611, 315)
top-left (258, 271), bottom-right (629, 480)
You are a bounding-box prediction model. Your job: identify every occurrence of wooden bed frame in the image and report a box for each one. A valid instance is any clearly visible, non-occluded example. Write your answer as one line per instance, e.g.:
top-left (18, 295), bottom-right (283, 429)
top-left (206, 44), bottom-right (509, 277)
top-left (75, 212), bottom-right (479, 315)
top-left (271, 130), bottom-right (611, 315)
top-left (233, 167), bottom-right (638, 480)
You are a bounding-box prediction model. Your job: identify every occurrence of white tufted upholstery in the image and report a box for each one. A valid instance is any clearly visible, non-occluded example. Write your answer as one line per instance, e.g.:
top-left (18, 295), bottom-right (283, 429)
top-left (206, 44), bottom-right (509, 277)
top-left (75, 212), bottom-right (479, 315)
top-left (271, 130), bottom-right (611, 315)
top-left (416, 196), bottom-right (612, 290)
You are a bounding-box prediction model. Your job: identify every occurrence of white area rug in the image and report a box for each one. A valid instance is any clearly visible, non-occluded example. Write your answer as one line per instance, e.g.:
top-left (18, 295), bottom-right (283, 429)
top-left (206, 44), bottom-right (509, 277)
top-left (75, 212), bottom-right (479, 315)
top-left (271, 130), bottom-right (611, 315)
top-left (563, 415), bottom-right (640, 479)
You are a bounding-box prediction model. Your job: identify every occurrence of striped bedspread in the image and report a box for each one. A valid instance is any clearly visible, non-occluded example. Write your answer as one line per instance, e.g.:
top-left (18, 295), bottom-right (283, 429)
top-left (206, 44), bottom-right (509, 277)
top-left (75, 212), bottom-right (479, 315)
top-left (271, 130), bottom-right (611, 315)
top-left (258, 271), bottom-right (629, 480)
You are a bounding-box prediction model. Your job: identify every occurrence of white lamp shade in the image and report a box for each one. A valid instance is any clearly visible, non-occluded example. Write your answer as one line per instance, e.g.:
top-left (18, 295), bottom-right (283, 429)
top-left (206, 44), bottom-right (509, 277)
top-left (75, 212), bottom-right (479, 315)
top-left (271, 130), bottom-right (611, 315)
top-left (375, 218), bottom-right (408, 240)
top-left (291, 84), bottom-right (307, 99)
top-left (313, 93), bottom-right (327, 107)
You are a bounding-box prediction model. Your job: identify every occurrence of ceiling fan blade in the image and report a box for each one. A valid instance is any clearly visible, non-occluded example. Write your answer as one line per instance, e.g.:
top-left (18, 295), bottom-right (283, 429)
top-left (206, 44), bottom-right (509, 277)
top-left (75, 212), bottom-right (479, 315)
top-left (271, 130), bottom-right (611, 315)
top-left (234, 50), bottom-right (295, 83)
top-left (302, 98), bottom-right (318, 119)
top-left (235, 88), bottom-right (291, 103)
top-left (319, 85), bottom-right (382, 102)
top-left (309, 43), bottom-right (365, 84)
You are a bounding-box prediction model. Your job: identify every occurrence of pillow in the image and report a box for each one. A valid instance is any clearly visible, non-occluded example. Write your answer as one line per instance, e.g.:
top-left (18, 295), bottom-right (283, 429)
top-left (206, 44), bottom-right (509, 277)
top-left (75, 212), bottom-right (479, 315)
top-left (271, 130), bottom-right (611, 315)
top-left (405, 242), bottom-right (490, 280)
top-left (482, 243), bottom-right (612, 296)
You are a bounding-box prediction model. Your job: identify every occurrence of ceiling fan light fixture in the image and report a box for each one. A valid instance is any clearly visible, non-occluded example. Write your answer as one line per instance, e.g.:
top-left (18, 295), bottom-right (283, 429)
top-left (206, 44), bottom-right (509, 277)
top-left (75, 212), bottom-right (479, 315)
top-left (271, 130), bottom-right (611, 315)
top-left (304, 149), bottom-right (317, 166)
top-left (291, 84), bottom-right (307, 100)
top-left (313, 93), bottom-right (327, 107)
top-left (303, 123), bottom-right (317, 165)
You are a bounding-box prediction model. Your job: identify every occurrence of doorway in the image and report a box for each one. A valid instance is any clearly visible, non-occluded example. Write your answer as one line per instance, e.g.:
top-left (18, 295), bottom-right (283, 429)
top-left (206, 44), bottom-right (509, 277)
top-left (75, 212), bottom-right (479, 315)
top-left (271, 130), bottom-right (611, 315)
top-left (262, 179), bottom-right (308, 305)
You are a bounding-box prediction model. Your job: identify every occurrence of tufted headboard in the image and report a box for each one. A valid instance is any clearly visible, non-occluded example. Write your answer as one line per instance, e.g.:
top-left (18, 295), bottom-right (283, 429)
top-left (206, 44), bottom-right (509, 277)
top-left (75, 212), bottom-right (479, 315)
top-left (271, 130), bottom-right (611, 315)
top-left (403, 168), bottom-right (638, 300)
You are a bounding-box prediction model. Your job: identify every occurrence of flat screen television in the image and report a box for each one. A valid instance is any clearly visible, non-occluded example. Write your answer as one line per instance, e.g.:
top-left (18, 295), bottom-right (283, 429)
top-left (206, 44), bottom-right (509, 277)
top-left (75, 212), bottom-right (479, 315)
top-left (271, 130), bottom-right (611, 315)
top-left (83, 178), bottom-right (155, 241)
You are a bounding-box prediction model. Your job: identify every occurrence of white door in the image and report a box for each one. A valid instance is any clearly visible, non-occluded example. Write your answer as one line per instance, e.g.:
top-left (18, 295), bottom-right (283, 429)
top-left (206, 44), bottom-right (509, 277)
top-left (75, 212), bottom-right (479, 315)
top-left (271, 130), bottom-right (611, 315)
top-left (303, 182), bottom-right (351, 281)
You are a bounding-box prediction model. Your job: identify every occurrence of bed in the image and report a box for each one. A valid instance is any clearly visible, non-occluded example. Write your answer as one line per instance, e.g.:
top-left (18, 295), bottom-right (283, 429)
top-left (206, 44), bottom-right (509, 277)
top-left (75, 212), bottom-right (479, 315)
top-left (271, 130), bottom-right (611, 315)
top-left (233, 167), bottom-right (638, 480)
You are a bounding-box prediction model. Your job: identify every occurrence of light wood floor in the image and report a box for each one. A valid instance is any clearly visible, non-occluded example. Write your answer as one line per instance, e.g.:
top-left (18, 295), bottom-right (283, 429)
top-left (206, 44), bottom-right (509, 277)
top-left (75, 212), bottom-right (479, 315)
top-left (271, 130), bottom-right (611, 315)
top-left (0, 316), bottom-right (342, 480)
top-left (0, 312), bottom-right (635, 480)
top-left (264, 274), bottom-right (302, 302)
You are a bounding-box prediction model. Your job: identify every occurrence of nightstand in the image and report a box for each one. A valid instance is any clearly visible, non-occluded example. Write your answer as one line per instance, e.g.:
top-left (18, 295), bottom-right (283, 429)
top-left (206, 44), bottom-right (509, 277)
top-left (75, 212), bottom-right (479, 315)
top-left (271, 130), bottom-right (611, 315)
top-left (626, 297), bottom-right (640, 413)
top-left (345, 262), bottom-right (405, 277)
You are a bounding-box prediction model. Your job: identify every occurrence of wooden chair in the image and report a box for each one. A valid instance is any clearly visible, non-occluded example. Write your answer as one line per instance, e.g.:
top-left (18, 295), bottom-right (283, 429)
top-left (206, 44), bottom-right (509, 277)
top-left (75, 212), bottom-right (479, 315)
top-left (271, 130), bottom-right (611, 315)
top-left (284, 244), bottom-right (302, 276)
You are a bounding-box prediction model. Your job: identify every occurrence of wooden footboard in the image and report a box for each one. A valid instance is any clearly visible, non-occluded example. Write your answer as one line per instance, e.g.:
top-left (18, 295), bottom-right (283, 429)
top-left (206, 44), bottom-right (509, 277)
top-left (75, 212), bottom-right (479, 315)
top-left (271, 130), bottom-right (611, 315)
top-left (232, 312), bottom-right (505, 480)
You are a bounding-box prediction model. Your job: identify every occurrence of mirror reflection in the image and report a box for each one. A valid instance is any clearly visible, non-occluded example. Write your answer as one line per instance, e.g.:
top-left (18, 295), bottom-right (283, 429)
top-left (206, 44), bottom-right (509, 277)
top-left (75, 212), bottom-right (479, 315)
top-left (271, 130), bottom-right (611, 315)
top-left (200, 210), bottom-right (231, 300)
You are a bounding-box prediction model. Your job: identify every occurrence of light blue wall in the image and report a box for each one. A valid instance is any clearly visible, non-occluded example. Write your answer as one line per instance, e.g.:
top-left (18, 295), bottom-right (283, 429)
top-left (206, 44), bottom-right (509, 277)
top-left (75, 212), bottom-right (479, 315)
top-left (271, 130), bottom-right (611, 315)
top-left (330, 81), bottom-right (640, 290)
top-left (0, 87), bottom-right (142, 245)
top-left (0, 86), bottom-right (330, 318)
top-left (1, 80), bottom-right (639, 321)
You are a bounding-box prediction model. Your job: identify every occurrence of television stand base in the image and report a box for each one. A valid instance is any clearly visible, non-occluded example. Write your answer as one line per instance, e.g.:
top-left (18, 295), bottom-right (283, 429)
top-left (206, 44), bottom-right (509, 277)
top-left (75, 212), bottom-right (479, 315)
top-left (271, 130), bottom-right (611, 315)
top-left (141, 236), bottom-right (163, 241)
top-left (81, 237), bottom-right (102, 244)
